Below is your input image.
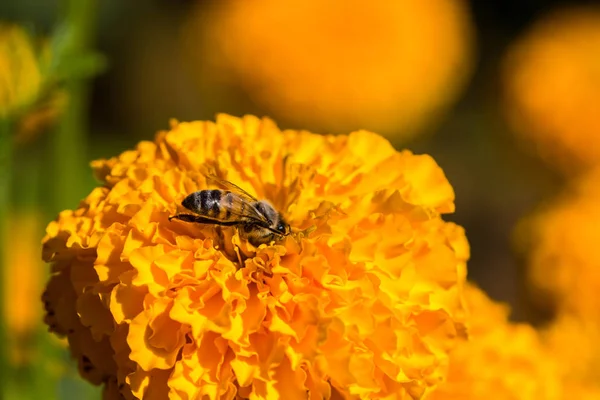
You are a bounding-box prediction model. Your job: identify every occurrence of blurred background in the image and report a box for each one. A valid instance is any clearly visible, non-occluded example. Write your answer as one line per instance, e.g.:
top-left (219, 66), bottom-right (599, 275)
top-left (1, 0), bottom-right (599, 398)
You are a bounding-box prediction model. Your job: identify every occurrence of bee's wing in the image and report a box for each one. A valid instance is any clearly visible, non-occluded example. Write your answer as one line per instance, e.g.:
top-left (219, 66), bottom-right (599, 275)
top-left (202, 173), bottom-right (270, 225)
top-left (205, 174), bottom-right (259, 203)
top-left (219, 195), bottom-right (270, 224)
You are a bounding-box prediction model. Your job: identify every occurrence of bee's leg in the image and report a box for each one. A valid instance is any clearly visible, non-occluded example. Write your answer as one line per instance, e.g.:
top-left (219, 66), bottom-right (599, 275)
top-left (247, 231), bottom-right (275, 247)
top-left (234, 244), bottom-right (244, 268)
top-left (169, 214), bottom-right (240, 226)
top-left (168, 213), bottom-right (201, 222)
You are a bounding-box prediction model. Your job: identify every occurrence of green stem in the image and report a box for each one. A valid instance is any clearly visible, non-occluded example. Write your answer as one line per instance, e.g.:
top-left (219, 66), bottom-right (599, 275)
top-left (51, 0), bottom-right (98, 213)
top-left (62, 0), bottom-right (98, 50)
top-left (0, 118), bottom-right (13, 399)
top-left (52, 83), bottom-right (91, 212)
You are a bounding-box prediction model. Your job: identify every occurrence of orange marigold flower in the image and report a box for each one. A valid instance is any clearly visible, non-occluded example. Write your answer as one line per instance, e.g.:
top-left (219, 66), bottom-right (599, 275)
top-left (428, 283), bottom-right (562, 400)
top-left (541, 314), bottom-right (600, 393)
top-left (502, 5), bottom-right (600, 172)
top-left (186, 0), bottom-right (474, 139)
top-left (42, 114), bottom-right (469, 399)
top-left (515, 168), bottom-right (600, 316)
top-left (515, 169), bottom-right (600, 398)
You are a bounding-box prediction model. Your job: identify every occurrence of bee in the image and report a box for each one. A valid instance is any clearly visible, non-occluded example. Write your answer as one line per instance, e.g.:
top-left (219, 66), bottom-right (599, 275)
top-left (168, 175), bottom-right (291, 247)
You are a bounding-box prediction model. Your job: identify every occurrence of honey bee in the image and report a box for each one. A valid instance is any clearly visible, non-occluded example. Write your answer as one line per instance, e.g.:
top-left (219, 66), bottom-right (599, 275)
top-left (169, 175), bottom-right (291, 247)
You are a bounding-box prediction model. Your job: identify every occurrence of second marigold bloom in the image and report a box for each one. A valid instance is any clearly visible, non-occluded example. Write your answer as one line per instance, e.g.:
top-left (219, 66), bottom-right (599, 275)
top-left (189, 0), bottom-right (474, 139)
top-left (516, 168), bottom-right (600, 317)
top-left (503, 6), bottom-right (600, 172)
top-left (428, 284), bottom-right (563, 400)
top-left (42, 115), bottom-right (468, 399)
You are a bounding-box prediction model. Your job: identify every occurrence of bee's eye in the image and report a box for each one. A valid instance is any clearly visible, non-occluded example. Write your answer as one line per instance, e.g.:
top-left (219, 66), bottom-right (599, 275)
top-left (277, 223), bottom-right (286, 232)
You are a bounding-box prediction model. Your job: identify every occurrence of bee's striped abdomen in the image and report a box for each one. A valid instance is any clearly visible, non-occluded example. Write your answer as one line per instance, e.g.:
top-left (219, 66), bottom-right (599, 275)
top-left (181, 189), bottom-right (241, 220)
top-left (199, 189), bottom-right (222, 218)
top-left (218, 191), bottom-right (235, 220)
top-left (180, 189), bottom-right (221, 218)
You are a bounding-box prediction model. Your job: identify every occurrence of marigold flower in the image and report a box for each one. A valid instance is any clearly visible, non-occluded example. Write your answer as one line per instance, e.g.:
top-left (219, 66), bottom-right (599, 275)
top-left (42, 114), bottom-right (469, 399)
top-left (186, 0), bottom-right (474, 139)
top-left (3, 211), bottom-right (44, 365)
top-left (428, 283), bottom-right (562, 400)
top-left (0, 22), bottom-right (65, 143)
top-left (541, 314), bottom-right (600, 393)
top-left (515, 168), bottom-right (600, 398)
top-left (502, 6), bottom-right (600, 172)
top-left (515, 168), bottom-right (600, 316)
top-left (0, 23), bottom-right (44, 118)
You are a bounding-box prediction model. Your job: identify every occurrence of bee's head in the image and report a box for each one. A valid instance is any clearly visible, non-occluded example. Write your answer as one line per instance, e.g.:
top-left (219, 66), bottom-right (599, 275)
top-left (274, 216), bottom-right (291, 236)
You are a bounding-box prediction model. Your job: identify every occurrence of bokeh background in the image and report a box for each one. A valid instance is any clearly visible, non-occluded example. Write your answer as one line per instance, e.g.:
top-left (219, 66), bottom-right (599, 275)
top-left (1, 0), bottom-right (599, 398)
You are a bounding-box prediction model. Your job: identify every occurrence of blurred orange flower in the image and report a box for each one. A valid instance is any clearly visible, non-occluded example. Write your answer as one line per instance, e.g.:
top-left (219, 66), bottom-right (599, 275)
top-left (0, 22), bottom-right (65, 141)
top-left (3, 211), bottom-right (44, 365)
top-left (187, 0), bottom-right (475, 139)
top-left (0, 23), bottom-right (43, 118)
top-left (541, 314), bottom-right (600, 395)
top-left (515, 168), bottom-right (600, 317)
top-left (515, 168), bottom-right (600, 399)
top-left (503, 6), bottom-right (600, 172)
top-left (428, 283), bottom-right (562, 400)
top-left (42, 114), bottom-right (469, 399)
